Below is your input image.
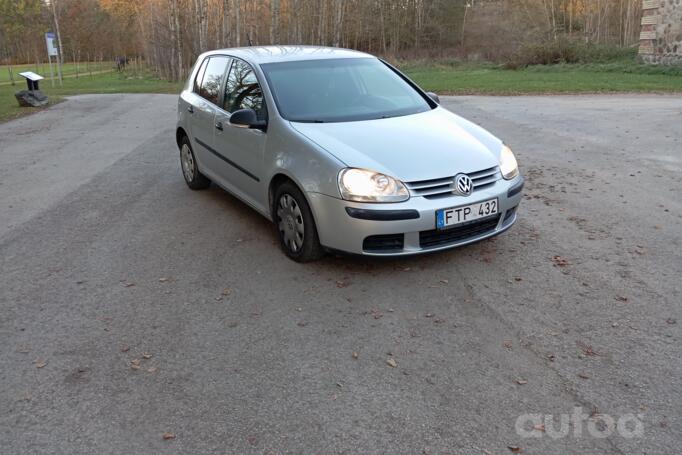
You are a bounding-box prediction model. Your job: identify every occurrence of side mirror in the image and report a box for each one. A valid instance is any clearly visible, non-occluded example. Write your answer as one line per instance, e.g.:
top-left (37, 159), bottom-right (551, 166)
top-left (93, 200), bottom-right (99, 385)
top-left (229, 108), bottom-right (267, 131)
top-left (426, 92), bottom-right (440, 105)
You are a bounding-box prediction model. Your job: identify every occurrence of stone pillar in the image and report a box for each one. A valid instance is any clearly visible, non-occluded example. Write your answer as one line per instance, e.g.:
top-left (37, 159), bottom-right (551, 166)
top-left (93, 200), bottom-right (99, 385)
top-left (639, 0), bottom-right (682, 64)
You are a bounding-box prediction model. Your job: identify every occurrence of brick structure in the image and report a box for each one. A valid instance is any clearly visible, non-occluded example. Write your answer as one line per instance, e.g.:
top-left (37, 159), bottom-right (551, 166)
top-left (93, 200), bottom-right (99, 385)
top-left (639, 0), bottom-right (682, 64)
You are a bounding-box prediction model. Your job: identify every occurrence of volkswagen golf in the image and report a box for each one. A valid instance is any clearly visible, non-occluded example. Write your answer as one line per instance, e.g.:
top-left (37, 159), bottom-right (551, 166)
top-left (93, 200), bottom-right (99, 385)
top-left (176, 46), bottom-right (524, 262)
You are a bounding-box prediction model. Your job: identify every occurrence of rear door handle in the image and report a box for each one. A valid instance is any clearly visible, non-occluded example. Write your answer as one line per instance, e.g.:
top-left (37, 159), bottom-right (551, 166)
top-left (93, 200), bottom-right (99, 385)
top-left (187, 105), bottom-right (194, 114)
top-left (215, 121), bottom-right (223, 131)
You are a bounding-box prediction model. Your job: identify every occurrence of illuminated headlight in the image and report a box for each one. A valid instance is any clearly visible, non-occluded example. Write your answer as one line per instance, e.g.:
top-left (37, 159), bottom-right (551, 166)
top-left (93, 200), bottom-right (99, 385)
top-left (338, 168), bottom-right (409, 203)
top-left (500, 145), bottom-right (519, 180)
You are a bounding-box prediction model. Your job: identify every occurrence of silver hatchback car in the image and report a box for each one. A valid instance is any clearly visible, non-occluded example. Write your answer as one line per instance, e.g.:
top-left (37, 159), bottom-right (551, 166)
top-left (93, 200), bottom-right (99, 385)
top-left (176, 46), bottom-right (524, 262)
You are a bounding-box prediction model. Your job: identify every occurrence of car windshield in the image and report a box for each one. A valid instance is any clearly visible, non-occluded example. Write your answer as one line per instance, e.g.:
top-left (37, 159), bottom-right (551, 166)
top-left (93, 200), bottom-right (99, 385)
top-left (260, 58), bottom-right (433, 123)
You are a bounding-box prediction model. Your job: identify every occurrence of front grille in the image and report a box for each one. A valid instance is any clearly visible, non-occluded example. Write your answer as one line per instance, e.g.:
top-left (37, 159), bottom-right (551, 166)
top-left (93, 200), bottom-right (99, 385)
top-left (405, 166), bottom-right (501, 200)
top-left (363, 233), bottom-right (404, 252)
top-left (419, 214), bottom-right (501, 248)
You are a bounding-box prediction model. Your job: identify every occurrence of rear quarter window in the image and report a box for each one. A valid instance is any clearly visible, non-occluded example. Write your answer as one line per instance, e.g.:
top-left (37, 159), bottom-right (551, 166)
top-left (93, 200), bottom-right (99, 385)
top-left (193, 58), bottom-right (209, 94)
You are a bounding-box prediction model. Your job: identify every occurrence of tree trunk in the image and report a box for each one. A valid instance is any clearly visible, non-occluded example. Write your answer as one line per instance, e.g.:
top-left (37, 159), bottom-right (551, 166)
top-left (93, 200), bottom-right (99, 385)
top-left (234, 0), bottom-right (241, 46)
top-left (318, 0), bottom-right (327, 45)
top-left (51, 0), bottom-right (65, 86)
top-left (270, 0), bottom-right (280, 44)
top-left (198, 0), bottom-right (208, 52)
top-left (168, 0), bottom-right (183, 81)
top-left (222, 0), bottom-right (230, 46)
top-left (332, 0), bottom-right (343, 47)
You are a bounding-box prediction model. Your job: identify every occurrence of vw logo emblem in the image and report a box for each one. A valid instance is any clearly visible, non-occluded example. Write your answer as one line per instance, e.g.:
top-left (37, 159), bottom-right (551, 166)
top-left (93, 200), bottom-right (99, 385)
top-left (453, 174), bottom-right (473, 196)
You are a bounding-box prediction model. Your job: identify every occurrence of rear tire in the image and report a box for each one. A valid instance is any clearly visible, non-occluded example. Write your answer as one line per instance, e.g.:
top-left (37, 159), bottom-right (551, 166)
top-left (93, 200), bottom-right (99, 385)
top-left (180, 136), bottom-right (210, 190)
top-left (273, 181), bottom-right (324, 262)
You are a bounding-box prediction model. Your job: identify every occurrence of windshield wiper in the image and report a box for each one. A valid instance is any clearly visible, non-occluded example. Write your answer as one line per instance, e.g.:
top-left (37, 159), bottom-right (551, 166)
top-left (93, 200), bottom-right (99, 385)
top-left (293, 119), bottom-right (326, 123)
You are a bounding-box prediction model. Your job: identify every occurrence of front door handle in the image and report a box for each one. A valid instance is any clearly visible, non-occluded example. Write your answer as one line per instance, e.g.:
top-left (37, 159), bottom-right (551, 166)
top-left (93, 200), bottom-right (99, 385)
top-left (187, 105), bottom-right (194, 114)
top-left (215, 121), bottom-right (223, 131)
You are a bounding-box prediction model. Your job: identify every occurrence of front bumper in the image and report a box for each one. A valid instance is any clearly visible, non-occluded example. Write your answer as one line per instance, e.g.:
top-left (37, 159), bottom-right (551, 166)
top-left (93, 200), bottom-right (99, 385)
top-left (308, 175), bottom-right (524, 256)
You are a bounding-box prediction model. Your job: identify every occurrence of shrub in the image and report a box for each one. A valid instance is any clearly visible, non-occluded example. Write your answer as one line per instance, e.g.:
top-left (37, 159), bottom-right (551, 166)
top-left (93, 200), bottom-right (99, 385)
top-left (505, 39), bottom-right (639, 69)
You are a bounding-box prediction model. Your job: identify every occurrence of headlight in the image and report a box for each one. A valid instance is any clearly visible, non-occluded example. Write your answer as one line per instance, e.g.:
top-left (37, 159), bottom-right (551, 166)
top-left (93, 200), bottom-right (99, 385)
top-left (338, 168), bottom-right (409, 203)
top-left (500, 145), bottom-right (519, 180)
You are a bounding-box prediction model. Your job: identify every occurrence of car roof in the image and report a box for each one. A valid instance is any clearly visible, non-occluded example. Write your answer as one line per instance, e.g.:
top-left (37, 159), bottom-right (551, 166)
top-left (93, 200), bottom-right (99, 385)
top-left (203, 46), bottom-right (374, 65)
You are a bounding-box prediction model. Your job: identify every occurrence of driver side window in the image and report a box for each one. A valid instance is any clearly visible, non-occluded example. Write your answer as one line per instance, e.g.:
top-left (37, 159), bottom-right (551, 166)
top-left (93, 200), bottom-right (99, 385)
top-left (223, 59), bottom-right (266, 120)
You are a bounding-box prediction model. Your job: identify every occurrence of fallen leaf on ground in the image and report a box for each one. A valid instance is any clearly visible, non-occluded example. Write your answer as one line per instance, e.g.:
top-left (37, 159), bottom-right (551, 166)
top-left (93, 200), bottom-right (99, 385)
top-left (158, 277), bottom-right (169, 283)
top-left (514, 276), bottom-right (523, 282)
top-left (551, 255), bottom-right (570, 267)
top-left (162, 432), bottom-right (175, 440)
top-left (508, 446), bottom-right (522, 453)
top-left (615, 295), bottom-right (628, 302)
top-left (425, 313), bottom-right (435, 318)
top-left (120, 344), bottom-right (130, 353)
top-left (335, 280), bottom-right (350, 288)
top-left (221, 288), bottom-right (232, 296)
top-left (35, 359), bottom-right (47, 369)
top-left (533, 424), bottom-right (545, 432)
top-left (352, 351), bottom-right (359, 359)
top-left (147, 367), bottom-right (157, 373)
top-left (577, 342), bottom-right (598, 356)
top-left (578, 372), bottom-right (590, 379)
top-left (439, 279), bottom-right (449, 284)
top-left (516, 378), bottom-right (527, 385)
top-left (142, 352), bottom-right (152, 359)
top-left (121, 282), bottom-right (135, 288)
top-left (131, 359), bottom-right (141, 370)
top-left (247, 436), bottom-right (257, 445)
top-left (386, 358), bottom-right (397, 368)
top-left (504, 340), bottom-right (513, 349)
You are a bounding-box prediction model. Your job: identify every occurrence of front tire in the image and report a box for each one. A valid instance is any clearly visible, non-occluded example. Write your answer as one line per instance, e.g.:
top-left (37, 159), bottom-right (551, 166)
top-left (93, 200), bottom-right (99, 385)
top-left (273, 182), bottom-right (324, 262)
top-left (180, 136), bottom-right (210, 190)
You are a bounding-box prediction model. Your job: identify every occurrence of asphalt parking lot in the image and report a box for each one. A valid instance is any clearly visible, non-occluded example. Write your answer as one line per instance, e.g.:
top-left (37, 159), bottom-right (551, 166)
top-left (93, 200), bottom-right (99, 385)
top-left (1, 93), bottom-right (680, 454)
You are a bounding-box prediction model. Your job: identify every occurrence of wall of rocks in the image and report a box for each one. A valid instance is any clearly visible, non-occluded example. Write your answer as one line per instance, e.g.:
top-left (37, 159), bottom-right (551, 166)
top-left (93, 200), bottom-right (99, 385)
top-left (639, 0), bottom-right (682, 64)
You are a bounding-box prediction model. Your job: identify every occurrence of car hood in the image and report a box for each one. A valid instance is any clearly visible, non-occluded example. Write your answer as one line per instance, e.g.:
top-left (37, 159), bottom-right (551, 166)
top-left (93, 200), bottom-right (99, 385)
top-left (290, 107), bottom-right (503, 182)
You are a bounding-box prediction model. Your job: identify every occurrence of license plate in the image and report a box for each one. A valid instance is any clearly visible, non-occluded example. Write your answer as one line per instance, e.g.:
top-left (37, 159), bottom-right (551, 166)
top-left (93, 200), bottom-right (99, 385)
top-left (436, 198), bottom-right (498, 229)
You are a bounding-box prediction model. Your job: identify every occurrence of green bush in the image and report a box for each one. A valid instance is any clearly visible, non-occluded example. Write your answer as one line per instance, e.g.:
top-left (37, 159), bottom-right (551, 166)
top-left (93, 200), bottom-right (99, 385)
top-left (505, 39), bottom-right (638, 69)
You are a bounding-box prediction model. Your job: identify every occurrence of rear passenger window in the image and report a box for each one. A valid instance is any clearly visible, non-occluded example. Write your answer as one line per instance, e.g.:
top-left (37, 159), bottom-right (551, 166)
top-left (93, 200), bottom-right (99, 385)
top-left (199, 56), bottom-right (230, 105)
top-left (193, 58), bottom-right (208, 94)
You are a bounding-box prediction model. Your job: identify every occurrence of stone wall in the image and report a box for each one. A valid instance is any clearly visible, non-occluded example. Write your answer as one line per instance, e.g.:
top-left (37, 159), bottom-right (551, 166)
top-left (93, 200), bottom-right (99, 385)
top-left (639, 0), bottom-right (682, 64)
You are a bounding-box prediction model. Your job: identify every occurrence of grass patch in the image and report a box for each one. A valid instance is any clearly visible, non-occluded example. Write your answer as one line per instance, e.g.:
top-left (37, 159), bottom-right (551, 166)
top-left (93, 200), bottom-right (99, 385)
top-left (2, 59), bottom-right (680, 123)
top-left (401, 61), bottom-right (682, 95)
top-left (0, 61), bottom-right (117, 84)
top-left (0, 70), bottom-right (181, 123)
